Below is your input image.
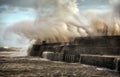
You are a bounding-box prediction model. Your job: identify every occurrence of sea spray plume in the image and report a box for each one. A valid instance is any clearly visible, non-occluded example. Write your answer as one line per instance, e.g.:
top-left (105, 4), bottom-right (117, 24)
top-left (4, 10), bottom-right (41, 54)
top-left (89, 13), bottom-right (120, 36)
top-left (7, 0), bottom-right (120, 45)
top-left (109, 0), bottom-right (120, 37)
top-left (83, 0), bottom-right (120, 36)
top-left (8, 0), bottom-right (90, 43)
top-left (114, 1), bottom-right (120, 16)
top-left (34, 0), bottom-right (120, 37)
top-left (33, 0), bottom-right (95, 38)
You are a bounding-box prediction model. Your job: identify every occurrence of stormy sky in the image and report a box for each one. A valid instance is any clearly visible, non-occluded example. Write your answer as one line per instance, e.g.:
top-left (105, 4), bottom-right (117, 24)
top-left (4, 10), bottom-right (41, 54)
top-left (0, 0), bottom-right (34, 7)
top-left (0, 0), bottom-right (110, 7)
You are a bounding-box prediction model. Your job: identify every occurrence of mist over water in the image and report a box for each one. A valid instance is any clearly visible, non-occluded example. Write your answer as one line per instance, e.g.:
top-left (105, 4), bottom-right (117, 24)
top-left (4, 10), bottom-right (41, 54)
top-left (0, 0), bottom-right (120, 47)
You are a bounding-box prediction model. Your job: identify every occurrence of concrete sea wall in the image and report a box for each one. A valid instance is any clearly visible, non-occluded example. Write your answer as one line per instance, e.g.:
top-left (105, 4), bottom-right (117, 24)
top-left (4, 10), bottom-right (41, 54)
top-left (29, 36), bottom-right (120, 72)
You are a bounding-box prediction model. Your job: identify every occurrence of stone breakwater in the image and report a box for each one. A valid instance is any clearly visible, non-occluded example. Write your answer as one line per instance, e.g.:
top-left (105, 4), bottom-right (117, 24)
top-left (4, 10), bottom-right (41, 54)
top-left (29, 36), bottom-right (120, 72)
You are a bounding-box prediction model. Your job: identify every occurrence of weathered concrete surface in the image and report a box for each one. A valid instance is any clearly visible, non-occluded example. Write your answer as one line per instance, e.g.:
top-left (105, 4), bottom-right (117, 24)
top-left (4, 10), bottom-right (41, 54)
top-left (42, 52), bottom-right (63, 61)
top-left (28, 36), bottom-right (120, 73)
top-left (74, 36), bottom-right (120, 47)
top-left (29, 36), bottom-right (120, 57)
top-left (80, 54), bottom-right (120, 70)
top-left (63, 46), bottom-right (120, 55)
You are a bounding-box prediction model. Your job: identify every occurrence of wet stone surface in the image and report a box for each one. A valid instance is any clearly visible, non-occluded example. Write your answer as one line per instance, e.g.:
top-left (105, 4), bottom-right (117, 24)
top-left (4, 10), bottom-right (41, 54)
top-left (0, 56), bottom-right (119, 77)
